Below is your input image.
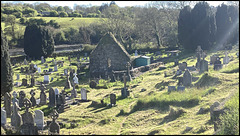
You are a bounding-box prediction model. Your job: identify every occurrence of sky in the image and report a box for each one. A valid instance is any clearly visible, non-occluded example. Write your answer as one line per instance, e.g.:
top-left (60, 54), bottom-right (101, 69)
top-left (2, 1), bottom-right (228, 9)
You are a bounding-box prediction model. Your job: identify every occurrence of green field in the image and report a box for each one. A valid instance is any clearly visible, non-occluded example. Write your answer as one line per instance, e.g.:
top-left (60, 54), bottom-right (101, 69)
top-left (2, 44), bottom-right (239, 135)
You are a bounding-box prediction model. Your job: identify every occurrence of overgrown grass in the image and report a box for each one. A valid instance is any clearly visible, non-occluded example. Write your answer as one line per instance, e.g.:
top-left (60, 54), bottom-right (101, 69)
top-left (220, 60), bottom-right (239, 73)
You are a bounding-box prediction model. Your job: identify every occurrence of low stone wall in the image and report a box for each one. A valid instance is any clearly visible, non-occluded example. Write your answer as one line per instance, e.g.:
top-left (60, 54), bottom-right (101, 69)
top-left (130, 62), bottom-right (163, 77)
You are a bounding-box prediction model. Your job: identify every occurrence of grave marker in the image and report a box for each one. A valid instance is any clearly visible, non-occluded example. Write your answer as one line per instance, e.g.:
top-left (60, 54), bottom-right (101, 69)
top-left (81, 88), bottom-right (87, 101)
top-left (11, 102), bottom-right (22, 128)
top-left (34, 110), bottom-right (44, 130)
top-left (4, 92), bottom-right (12, 118)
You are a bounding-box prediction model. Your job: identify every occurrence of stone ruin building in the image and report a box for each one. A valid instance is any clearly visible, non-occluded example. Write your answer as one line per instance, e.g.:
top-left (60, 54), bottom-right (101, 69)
top-left (89, 32), bottom-right (132, 79)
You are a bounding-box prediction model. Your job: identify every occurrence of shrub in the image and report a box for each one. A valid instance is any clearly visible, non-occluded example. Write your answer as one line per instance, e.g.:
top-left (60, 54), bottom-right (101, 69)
top-left (23, 24), bottom-right (55, 59)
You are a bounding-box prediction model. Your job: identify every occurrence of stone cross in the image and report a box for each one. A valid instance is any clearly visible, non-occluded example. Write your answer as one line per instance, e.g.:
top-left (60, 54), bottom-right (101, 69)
top-left (49, 110), bottom-right (60, 134)
top-left (73, 73), bottom-right (79, 84)
top-left (4, 92), bottom-right (12, 118)
top-left (126, 62), bottom-right (132, 81)
top-left (202, 51), bottom-right (207, 60)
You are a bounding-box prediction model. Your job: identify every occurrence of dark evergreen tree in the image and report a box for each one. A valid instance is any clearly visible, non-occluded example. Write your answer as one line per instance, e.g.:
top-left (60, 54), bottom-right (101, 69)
top-left (227, 5), bottom-right (239, 45)
top-left (190, 2), bottom-right (216, 50)
top-left (24, 24), bottom-right (54, 59)
top-left (178, 6), bottom-right (192, 50)
top-left (1, 28), bottom-right (13, 95)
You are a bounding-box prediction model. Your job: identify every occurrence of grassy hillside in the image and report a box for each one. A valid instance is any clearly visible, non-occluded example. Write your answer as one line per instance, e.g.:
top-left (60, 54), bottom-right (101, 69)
top-left (3, 45), bottom-right (239, 135)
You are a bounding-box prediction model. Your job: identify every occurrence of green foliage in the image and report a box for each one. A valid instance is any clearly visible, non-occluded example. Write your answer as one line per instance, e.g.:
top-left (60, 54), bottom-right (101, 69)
top-left (19, 17), bottom-right (26, 24)
top-left (54, 30), bottom-right (67, 45)
top-left (59, 11), bottom-right (68, 17)
top-left (49, 10), bottom-right (58, 17)
top-left (1, 29), bottom-right (13, 95)
top-left (23, 24), bottom-right (55, 59)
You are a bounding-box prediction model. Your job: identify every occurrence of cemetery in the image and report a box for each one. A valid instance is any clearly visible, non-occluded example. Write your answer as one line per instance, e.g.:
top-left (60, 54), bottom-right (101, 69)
top-left (1, 1), bottom-right (239, 135)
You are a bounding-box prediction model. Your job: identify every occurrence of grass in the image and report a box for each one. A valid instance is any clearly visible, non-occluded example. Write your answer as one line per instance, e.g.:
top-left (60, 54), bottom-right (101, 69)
top-left (2, 43), bottom-right (239, 135)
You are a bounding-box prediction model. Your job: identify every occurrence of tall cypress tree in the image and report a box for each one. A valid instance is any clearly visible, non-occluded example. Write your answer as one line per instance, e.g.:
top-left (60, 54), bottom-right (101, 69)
top-left (24, 24), bottom-right (55, 59)
top-left (178, 6), bottom-right (192, 50)
top-left (1, 28), bottom-right (13, 96)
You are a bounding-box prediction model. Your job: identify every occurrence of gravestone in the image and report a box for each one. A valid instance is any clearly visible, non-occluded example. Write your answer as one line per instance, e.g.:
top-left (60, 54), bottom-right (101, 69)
top-left (37, 67), bottom-right (41, 73)
top-left (214, 58), bottom-right (222, 70)
top-left (24, 58), bottom-right (28, 65)
top-left (43, 75), bottom-right (50, 84)
top-left (34, 64), bottom-right (38, 69)
top-left (49, 68), bottom-right (53, 72)
top-left (176, 69), bottom-right (182, 76)
top-left (12, 91), bottom-right (19, 106)
top-left (210, 101), bottom-right (220, 121)
top-left (30, 90), bottom-right (36, 107)
top-left (174, 59), bottom-right (179, 66)
top-left (40, 83), bottom-right (47, 91)
top-left (199, 59), bottom-right (208, 73)
top-left (210, 55), bottom-right (218, 64)
top-left (177, 86), bottom-right (185, 91)
top-left (16, 74), bottom-right (20, 80)
top-left (64, 69), bottom-right (68, 76)
top-left (71, 84), bottom-right (77, 99)
top-left (85, 52), bottom-right (88, 57)
top-left (54, 65), bottom-right (58, 72)
top-left (121, 73), bottom-right (130, 98)
top-left (168, 86), bottom-right (176, 93)
top-left (39, 89), bottom-right (47, 105)
top-left (195, 46), bottom-right (203, 69)
top-left (1, 108), bottom-right (6, 125)
top-left (135, 50), bottom-right (138, 56)
top-left (110, 93), bottom-right (116, 106)
top-left (81, 88), bottom-right (87, 101)
top-left (45, 64), bottom-right (48, 68)
top-left (179, 62), bottom-right (187, 71)
top-left (20, 98), bottom-right (38, 135)
top-left (223, 51), bottom-right (229, 64)
top-left (34, 110), bottom-right (44, 130)
top-left (55, 88), bottom-right (59, 96)
top-left (19, 91), bottom-right (26, 107)
top-left (64, 74), bottom-right (72, 89)
top-left (150, 56), bottom-right (154, 63)
top-left (20, 67), bottom-right (24, 73)
top-left (11, 102), bottom-right (22, 128)
top-left (49, 88), bottom-right (56, 108)
top-left (4, 92), bottom-right (12, 118)
top-left (30, 75), bottom-right (35, 87)
top-left (183, 69), bottom-right (192, 87)
top-left (21, 78), bottom-right (28, 86)
top-left (49, 110), bottom-right (60, 134)
top-left (41, 56), bottom-right (44, 64)
top-left (73, 73), bottom-right (79, 84)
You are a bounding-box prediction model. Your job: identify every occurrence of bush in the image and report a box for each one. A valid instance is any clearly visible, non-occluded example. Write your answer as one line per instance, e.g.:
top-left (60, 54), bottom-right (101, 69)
top-left (59, 11), bottom-right (68, 17)
top-left (23, 24), bottom-right (55, 59)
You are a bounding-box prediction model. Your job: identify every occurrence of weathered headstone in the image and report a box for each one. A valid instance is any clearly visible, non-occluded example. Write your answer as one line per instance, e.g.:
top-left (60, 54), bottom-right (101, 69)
top-left (20, 98), bottom-right (38, 135)
top-left (16, 74), bottom-right (20, 80)
top-left (1, 108), bottom-right (6, 125)
top-left (73, 73), bottom-right (79, 84)
top-left (21, 78), bottom-right (28, 86)
top-left (30, 90), bottom-right (36, 107)
top-left (4, 92), bottom-right (12, 118)
top-left (12, 91), bottom-right (19, 106)
top-left (34, 110), bottom-right (44, 130)
top-left (49, 88), bottom-right (56, 108)
top-left (135, 50), bottom-right (138, 56)
top-left (71, 83), bottom-right (77, 99)
top-left (64, 74), bottom-right (72, 89)
top-left (54, 65), bottom-right (58, 72)
top-left (210, 55), bottom-right (218, 64)
top-left (214, 58), bottom-right (222, 70)
top-left (195, 46), bottom-right (203, 69)
top-left (110, 93), bottom-right (116, 106)
top-left (30, 75), bottom-right (35, 87)
top-left (223, 51), bottom-right (229, 64)
top-left (43, 75), bottom-right (50, 84)
top-left (183, 69), bottom-right (192, 87)
top-left (199, 59), bottom-right (208, 73)
top-left (39, 89), bottom-right (47, 105)
top-left (55, 88), bottom-right (59, 96)
top-left (11, 102), bottom-right (22, 128)
top-left (37, 67), bottom-right (41, 73)
top-left (168, 86), bottom-right (176, 93)
top-left (64, 69), bottom-right (68, 76)
top-left (19, 91), bottom-right (26, 107)
top-left (210, 101), bottom-right (220, 121)
top-left (81, 88), bottom-right (87, 101)
top-left (179, 62), bottom-right (187, 71)
top-left (41, 56), bottom-right (45, 64)
top-left (49, 110), bottom-right (60, 134)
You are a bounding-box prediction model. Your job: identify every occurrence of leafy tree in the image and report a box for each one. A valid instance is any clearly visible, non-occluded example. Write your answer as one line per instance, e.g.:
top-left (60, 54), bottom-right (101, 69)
top-left (5, 15), bottom-right (17, 41)
top-left (19, 17), bottom-right (26, 24)
top-left (59, 11), bottom-right (68, 17)
top-left (57, 6), bottom-right (64, 12)
top-left (23, 24), bottom-right (55, 59)
top-left (13, 11), bottom-right (22, 18)
top-left (54, 30), bottom-right (67, 45)
top-left (1, 28), bottom-right (13, 96)
top-left (49, 10), bottom-right (58, 17)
